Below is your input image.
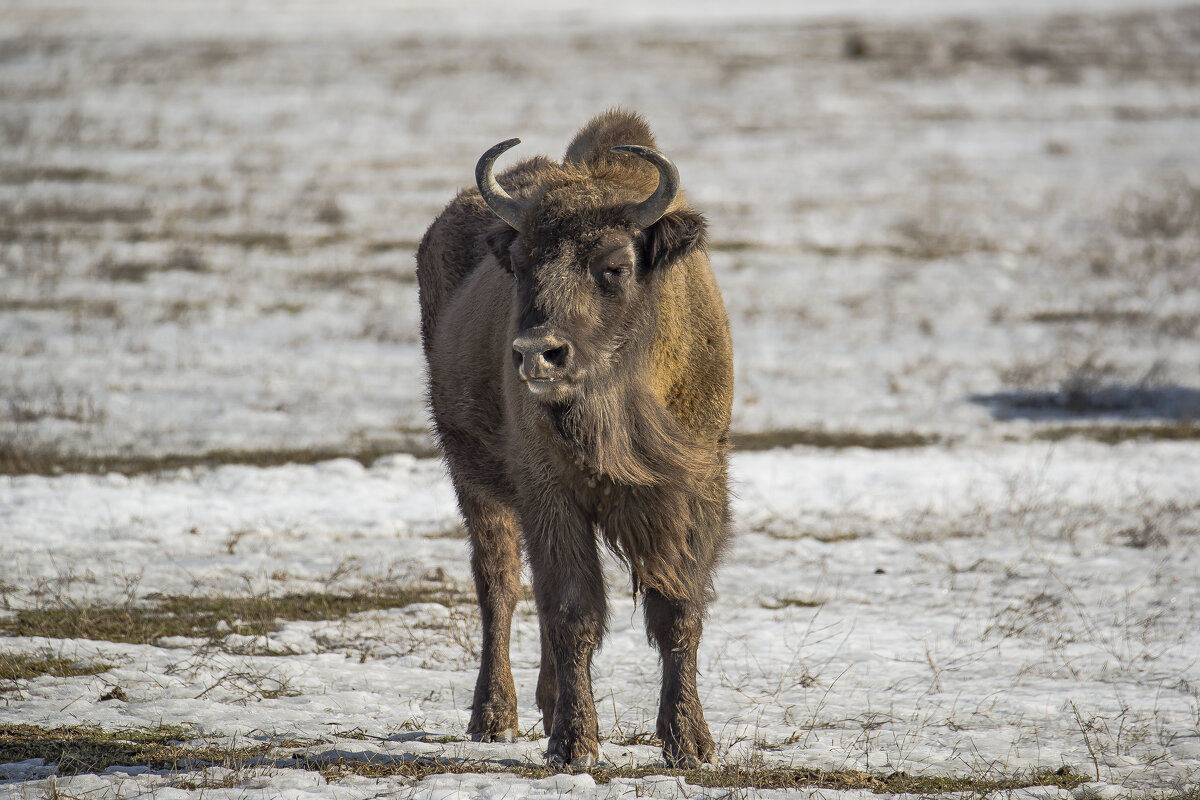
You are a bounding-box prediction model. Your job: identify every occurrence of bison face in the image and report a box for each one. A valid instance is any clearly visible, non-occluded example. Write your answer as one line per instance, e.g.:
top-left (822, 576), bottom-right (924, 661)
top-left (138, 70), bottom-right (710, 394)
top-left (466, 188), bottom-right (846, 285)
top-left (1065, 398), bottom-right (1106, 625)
top-left (489, 212), bottom-right (705, 403)
top-left (504, 228), bottom-right (642, 401)
top-left (477, 140), bottom-right (705, 404)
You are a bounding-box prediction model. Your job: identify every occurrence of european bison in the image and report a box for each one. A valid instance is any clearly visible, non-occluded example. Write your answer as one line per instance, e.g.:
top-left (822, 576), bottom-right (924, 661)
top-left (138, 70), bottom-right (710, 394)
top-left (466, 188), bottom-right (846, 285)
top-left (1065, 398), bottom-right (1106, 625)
top-left (416, 109), bottom-right (733, 769)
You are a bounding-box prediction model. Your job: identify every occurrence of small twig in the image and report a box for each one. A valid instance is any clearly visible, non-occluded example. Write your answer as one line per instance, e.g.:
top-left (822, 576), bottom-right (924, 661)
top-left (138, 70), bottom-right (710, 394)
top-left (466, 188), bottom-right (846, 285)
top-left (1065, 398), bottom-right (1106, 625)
top-left (1070, 701), bottom-right (1101, 781)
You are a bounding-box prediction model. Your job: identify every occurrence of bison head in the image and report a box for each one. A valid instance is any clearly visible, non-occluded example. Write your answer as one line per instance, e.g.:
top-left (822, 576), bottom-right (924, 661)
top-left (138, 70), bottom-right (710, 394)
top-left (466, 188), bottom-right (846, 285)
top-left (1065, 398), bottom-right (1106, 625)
top-left (476, 139), bottom-right (706, 403)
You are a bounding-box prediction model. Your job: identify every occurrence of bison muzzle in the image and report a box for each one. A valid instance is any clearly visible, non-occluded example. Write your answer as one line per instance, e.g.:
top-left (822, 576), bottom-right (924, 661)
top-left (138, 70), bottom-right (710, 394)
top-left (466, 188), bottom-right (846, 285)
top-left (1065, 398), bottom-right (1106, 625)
top-left (416, 109), bottom-right (733, 770)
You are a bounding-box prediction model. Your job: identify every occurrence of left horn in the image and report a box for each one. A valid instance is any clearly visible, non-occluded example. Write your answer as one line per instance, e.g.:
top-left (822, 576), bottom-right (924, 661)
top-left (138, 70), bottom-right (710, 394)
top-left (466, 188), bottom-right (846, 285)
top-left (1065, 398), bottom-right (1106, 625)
top-left (475, 138), bottom-right (526, 232)
top-left (610, 144), bottom-right (680, 228)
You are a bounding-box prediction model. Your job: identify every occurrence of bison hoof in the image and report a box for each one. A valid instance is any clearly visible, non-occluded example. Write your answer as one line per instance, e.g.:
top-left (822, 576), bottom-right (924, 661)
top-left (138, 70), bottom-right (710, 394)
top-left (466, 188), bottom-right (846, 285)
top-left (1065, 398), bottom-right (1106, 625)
top-left (546, 751), bottom-right (597, 771)
top-left (569, 753), bottom-right (597, 770)
top-left (545, 738), bottom-right (600, 772)
top-left (662, 729), bottom-right (717, 770)
top-left (469, 729), bottom-right (516, 744)
top-left (664, 750), bottom-right (716, 770)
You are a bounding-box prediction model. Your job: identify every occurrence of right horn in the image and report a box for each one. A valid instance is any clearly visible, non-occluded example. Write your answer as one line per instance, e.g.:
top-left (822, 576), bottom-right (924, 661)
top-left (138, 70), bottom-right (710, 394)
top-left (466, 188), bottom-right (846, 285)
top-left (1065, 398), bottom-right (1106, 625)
top-left (475, 138), bottom-right (526, 232)
top-left (610, 144), bottom-right (680, 228)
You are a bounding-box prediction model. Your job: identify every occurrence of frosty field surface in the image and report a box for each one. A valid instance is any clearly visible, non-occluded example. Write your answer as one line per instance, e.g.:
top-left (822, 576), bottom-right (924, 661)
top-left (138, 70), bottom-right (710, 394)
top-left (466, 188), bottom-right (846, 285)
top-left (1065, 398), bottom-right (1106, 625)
top-left (2, 0), bottom-right (1200, 798)
top-left (3, 443), bottom-right (1199, 798)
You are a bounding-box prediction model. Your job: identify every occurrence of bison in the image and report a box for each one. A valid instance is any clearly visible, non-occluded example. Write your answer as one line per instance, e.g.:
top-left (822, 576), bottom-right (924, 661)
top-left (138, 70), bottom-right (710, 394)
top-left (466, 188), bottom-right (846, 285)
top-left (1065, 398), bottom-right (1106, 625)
top-left (416, 109), bottom-right (733, 770)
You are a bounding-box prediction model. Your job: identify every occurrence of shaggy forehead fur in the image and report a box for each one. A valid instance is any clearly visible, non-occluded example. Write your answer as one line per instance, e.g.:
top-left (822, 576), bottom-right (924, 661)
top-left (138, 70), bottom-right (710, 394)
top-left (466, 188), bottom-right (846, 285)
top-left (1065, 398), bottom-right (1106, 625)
top-left (514, 177), bottom-right (653, 323)
top-left (519, 161), bottom-right (666, 251)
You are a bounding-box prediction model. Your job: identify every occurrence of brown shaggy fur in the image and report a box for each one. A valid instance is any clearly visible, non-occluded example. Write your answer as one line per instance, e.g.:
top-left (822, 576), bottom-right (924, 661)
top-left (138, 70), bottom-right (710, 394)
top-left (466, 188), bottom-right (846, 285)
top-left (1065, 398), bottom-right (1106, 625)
top-left (416, 109), bottom-right (733, 770)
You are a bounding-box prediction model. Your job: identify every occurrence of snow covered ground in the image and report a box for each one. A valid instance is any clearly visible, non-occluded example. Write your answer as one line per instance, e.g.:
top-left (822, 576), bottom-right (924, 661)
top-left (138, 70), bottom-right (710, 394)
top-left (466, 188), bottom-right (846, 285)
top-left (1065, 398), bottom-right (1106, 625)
top-left (2, 1), bottom-right (1199, 798)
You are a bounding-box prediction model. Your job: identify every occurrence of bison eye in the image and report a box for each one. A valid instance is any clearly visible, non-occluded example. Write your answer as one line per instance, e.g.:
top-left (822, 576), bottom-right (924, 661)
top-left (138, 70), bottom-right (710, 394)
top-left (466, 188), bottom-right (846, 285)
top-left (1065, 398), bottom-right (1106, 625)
top-left (599, 264), bottom-right (630, 286)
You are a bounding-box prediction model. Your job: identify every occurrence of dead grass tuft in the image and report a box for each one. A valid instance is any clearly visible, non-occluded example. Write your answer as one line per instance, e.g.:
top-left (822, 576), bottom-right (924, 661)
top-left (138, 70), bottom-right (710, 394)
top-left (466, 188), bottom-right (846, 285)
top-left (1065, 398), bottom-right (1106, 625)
top-left (95, 247), bottom-right (211, 282)
top-left (0, 724), bottom-right (1089, 792)
top-left (297, 266), bottom-right (417, 291)
top-left (0, 297), bottom-right (121, 317)
top-left (0, 586), bottom-right (474, 646)
top-left (362, 238), bottom-right (420, 255)
top-left (210, 231), bottom-right (291, 252)
top-left (1035, 422), bottom-right (1200, 444)
top-left (760, 596), bottom-right (824, 610)
top-left (1027, 309), bottom-right (1200, 339)
top-left (892, 213), bottom-right (993, 260)
top-left (0, 165), bottom-right (110, 184)
top-left (0, 724), bottom-right (266, 775)
top-left (0, 652), bottom-right (113, 684)
top-left (733, 429), bottom-right (939, 451)
top-left (1117, 176), bottom-right (1200, 240)
top-left (311, 756), bottom-right (1087, 794)
top-left (1, 200), bottom-right (150, 226)
top-left (0, 438), bottom-right (438, 477)
top-left (5, 385), bottom-right (102, 425)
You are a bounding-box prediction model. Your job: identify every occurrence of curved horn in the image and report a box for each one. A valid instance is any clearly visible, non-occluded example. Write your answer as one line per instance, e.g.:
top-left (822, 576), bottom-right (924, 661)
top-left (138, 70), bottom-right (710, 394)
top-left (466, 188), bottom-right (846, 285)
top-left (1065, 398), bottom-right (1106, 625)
top-left (475, 138), bottom-right (526, 232)
top-left (610, 144), bottom-right (680, 228)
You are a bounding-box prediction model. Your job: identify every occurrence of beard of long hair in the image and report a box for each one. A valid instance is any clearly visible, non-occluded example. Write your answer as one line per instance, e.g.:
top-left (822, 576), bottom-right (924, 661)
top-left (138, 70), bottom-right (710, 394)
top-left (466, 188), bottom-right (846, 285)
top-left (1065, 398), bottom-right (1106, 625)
top-left (545, 368), bottom-right (723, 599)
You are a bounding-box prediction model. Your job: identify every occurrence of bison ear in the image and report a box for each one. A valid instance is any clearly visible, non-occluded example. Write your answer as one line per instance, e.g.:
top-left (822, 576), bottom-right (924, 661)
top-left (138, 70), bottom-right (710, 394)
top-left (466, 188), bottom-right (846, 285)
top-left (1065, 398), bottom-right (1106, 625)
top-left (483, 226), bottom-right (519, 273)
top-left (642, 209), bottom-right (707, 273)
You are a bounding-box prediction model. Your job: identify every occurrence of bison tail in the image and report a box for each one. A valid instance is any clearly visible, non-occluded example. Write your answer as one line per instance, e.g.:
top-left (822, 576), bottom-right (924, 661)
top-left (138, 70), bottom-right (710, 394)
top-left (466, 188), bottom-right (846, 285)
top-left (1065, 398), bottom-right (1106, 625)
top-left (564, 108), bottom-right (658, 171)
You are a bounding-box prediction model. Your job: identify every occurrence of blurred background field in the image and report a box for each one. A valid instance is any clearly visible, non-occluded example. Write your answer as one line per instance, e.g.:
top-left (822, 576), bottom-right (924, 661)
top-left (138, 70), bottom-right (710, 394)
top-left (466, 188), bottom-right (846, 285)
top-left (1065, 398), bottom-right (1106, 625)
top-left (3, 0), bottom-right (1198, 468)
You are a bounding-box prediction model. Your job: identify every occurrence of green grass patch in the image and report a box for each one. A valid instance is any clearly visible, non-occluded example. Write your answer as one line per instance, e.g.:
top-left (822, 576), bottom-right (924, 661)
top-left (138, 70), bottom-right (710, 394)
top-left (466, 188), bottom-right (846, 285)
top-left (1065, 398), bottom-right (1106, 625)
top-left (733, 429), bottom-right (939, 451)
top-left (313, 756), bottom-right (1086, 795)
top-left (0, 586), bottom-right (473, 645)
top-left (0, 652), bottom-right (113, 682)
top-left (1035, 423), bottom-right (1200, 444)
top-left (0, 723), bottom-right (266, 775)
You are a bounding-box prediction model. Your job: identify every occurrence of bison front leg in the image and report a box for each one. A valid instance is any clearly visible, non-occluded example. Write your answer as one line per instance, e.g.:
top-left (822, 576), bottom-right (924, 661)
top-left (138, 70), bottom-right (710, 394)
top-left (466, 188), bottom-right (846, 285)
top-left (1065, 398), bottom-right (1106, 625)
top-left (644, 589), bottom-right (717, 768)
top-left (536, 615), bottom-right (557, 735)
top-left (525, 504), bottom-right (606, 770)
top-left (461, 494), bottom-right (522, 743)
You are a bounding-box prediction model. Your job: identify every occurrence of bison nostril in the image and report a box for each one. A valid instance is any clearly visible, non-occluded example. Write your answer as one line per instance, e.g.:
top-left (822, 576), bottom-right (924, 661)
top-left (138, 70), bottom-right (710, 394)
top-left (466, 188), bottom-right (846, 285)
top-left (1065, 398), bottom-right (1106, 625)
top-left (543, 345), bottom-right (568, 368)
top-left (512, 347), bottom-right (523, 370)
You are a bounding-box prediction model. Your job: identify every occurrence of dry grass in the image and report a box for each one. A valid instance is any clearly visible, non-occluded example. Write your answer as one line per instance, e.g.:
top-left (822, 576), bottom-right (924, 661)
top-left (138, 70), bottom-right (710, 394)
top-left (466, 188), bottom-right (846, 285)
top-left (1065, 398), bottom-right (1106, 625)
top-left (760, 596), bottom-right (825, 610)
top-left (0, 199), bottom-right (150, 226)
top-left (733, 429), bottom-right (939, 451)
top-left (311, 755), bottom-right (1086, 795)
top-left (0, 165), bottom-right (110, 184)
top-left (0, 427), bottom-right (942, 478)
top-left (0, 724), bottom-right (267, 775)
top-left (362, 238), bottom-right (420, 255)
top-left (296, 266), bottom-right (417, 291)
top-left (94, 248), bottom-right (210, 282)
top-left (0, 723), bottom-right (1090, 793)
top-left (1034, 422), bottom-right (1200, 444)
top-left (0, 586), bottom-right (474, 646)
top-left (0, 439), bottom-right (438, 477)
top-left (0, 652), bottom-right (113, 683)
